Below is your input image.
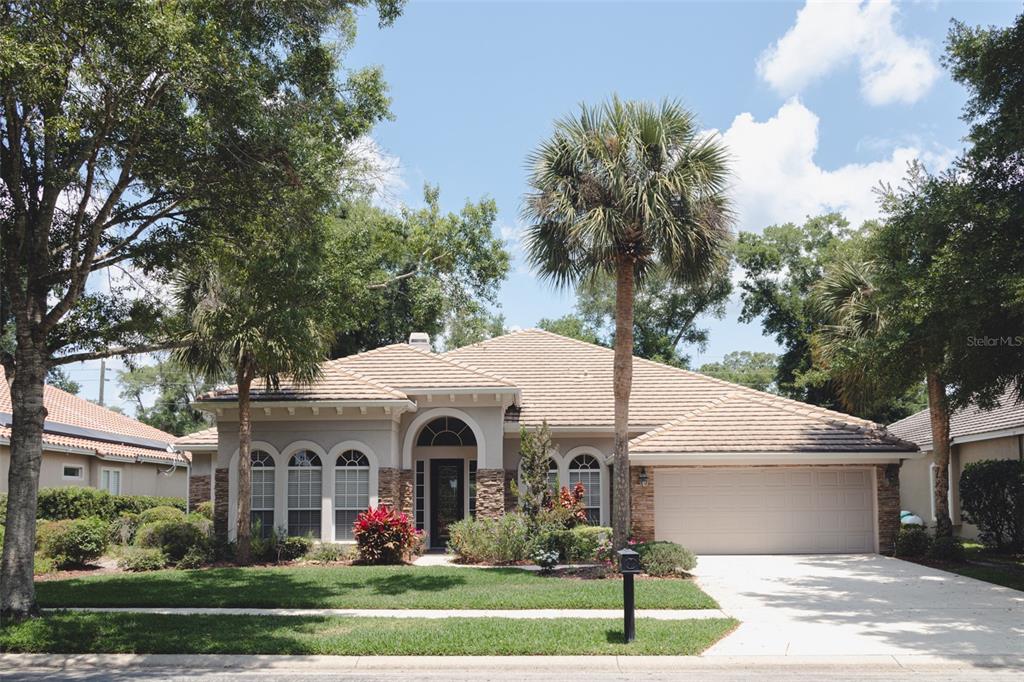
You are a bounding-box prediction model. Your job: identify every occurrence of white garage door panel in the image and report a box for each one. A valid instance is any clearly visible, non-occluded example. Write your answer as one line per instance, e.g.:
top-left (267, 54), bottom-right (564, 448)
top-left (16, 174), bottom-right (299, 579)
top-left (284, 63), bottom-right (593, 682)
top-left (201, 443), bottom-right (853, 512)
top-left (655, 467), bottom-right (875, 554)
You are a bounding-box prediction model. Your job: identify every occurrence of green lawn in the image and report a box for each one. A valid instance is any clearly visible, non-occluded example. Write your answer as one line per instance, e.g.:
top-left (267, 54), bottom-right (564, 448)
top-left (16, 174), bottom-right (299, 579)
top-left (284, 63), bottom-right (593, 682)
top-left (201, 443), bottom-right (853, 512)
top-left (951, 543), bottom-right (1024, 592)
top-left (0, 612), bottom-right (737, 656)
top-left (36, 565), bottom-right (718, 610)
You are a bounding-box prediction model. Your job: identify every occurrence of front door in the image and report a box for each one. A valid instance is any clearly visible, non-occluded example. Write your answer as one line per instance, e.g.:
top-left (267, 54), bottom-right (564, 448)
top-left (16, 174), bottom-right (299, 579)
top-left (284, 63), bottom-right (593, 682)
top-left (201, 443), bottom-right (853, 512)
top-left (430, 459), bottom-right (464, 549)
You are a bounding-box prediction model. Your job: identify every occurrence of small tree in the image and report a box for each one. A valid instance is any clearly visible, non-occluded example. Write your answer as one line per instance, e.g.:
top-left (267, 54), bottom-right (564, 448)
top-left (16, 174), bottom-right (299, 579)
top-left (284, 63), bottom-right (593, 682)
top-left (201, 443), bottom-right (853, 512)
top-left (512, 421), bottom-right (557, 525)
top-left (959, 460), bottom-right (1024, 552)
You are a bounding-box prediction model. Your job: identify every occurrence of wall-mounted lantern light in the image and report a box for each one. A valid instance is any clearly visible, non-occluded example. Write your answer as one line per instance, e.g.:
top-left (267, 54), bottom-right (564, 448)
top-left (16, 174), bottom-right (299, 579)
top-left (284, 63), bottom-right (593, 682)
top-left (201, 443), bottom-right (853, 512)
top-left (638, 467), bottom-right (649, 487)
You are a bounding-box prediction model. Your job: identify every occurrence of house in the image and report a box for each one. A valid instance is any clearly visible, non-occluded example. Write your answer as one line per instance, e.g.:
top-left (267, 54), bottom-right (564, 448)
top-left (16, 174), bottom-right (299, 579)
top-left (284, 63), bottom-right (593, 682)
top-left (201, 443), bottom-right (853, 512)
top-left (0, 368), bottom-right (189, 498)
top-left (889, 388), bottom-right (1024, 540)
top-left (179, 329), bottom-right (920, 554)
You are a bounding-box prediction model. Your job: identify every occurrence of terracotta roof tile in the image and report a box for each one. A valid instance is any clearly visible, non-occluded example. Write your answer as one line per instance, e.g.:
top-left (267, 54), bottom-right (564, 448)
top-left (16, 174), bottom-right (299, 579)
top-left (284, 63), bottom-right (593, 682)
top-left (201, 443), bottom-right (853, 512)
top-left (174, 426), bottom-right (218, 448)
top-left (0, 367), bottom-right (183, 463)
top-left (888, 386), bottom-right (1024, 450)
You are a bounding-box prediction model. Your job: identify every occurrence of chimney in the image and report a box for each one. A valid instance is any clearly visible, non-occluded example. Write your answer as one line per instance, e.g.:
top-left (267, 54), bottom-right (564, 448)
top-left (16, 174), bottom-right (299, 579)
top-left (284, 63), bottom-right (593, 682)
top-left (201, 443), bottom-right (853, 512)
top-left (408, 332), bottom-right (431, 352)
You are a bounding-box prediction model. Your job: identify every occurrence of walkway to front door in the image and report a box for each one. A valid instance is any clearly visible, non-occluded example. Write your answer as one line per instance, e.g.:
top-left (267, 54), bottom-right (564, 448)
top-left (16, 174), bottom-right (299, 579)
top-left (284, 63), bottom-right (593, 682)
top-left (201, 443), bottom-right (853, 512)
top-left (429, 459), bottom-right (464, 549)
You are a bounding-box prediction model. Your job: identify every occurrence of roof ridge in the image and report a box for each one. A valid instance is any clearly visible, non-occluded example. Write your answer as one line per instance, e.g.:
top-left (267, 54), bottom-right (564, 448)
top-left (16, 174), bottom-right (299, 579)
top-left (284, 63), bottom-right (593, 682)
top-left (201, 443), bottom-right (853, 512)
top-left (629, 393), bottom-right (741, 447)
top-left (328, 364), bottom-right (409, 400)
top-left (403, 343), bottom-right (518, 387)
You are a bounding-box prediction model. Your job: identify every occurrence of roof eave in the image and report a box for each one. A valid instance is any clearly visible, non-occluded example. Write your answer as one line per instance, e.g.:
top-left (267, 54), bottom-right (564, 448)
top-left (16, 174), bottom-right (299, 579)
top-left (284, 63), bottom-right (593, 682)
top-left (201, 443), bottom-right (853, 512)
top-left (628, 450), bottom-right (922, 466)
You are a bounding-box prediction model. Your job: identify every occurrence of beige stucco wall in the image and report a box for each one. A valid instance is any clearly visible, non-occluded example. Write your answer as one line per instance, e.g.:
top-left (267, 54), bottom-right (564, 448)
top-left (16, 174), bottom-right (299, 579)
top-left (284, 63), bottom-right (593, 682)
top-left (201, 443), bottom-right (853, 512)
top-left (899, 434), bottom-right (1023, 540)
top-left (0, 444), bottom-right (187, 498)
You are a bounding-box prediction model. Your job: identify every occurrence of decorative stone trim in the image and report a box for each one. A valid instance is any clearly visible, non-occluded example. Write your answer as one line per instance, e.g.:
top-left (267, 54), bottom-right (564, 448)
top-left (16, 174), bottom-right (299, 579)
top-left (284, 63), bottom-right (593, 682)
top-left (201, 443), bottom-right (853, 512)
top-left (378, 467), bottom-right (401, 509)
top-left (398, 469), bottom-right (414, 517)
top-left (475, 468), bottom-right (505, 519)
top-left (213, 467), bottom-right (230, 540)
top-left (630, 466), bottom-right (655, 541)
top-left (876, 463), bottom-right (901, 555)
top-left (189, 473), bottom-right (211, 513)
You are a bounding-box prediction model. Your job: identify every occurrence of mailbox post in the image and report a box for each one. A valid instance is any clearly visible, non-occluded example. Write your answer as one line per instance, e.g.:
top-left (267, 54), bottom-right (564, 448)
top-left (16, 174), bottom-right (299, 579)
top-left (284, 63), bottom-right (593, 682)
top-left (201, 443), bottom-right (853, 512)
top-left (617, 548), bottom-right (641, 643)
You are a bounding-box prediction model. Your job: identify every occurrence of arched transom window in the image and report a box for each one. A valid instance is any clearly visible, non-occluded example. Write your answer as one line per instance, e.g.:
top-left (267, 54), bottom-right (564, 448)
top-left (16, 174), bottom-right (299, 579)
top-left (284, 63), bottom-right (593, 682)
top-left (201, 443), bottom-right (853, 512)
top-left (287, 450), bottom-right (322, 538)
top-left (334, 450), bottom-right (370, 541)
top-left (416, 416), bottom-right (477, 447)
top-left (251, 450), bottom-right (275, 539)
top-left (547, 458), bottom-right (559, 492)
top-left (568, 454), bottom-right (601, 525)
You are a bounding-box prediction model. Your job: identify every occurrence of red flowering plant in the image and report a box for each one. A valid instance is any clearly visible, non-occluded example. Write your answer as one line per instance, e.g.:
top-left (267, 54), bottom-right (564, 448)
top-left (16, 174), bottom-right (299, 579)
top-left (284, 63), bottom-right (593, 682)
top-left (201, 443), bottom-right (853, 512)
top-left (353, 505), bottom-right (423, 565)
top-left (541, 482), bottom-right (589, 528)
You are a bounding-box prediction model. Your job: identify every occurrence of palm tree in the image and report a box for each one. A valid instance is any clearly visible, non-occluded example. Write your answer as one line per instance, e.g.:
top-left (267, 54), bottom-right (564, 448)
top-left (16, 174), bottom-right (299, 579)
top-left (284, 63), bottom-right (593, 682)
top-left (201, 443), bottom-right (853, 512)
top-left (812, 258), bottom-right (955, 537)
top-left (523, 96), bottom-right (732, 549)
top-left (175, 236), bottom-right (330, 563)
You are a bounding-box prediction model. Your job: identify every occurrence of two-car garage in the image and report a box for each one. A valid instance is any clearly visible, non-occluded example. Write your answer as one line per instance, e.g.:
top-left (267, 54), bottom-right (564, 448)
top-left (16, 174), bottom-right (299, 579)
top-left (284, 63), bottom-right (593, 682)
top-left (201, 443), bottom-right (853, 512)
top-left (654, 467), bottom-right (877, 554)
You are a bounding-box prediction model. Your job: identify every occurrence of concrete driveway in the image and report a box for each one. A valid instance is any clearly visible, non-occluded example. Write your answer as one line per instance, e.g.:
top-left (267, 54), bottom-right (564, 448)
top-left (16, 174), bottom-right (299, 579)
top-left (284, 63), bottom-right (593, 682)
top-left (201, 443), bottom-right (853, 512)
top-left (694, 554), bottom-right (1024, 658)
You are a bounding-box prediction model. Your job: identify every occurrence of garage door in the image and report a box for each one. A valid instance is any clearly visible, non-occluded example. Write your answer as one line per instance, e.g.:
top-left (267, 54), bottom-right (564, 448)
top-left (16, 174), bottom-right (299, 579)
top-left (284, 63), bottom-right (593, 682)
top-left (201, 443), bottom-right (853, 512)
top-left (654, 467), bottom-right (875, 554)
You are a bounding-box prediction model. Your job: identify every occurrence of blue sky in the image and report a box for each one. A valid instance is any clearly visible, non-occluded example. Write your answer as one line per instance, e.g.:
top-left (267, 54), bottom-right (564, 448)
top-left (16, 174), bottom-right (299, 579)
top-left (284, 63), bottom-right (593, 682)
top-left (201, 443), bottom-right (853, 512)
top-left (70, 0), bottom-right (1021, 413)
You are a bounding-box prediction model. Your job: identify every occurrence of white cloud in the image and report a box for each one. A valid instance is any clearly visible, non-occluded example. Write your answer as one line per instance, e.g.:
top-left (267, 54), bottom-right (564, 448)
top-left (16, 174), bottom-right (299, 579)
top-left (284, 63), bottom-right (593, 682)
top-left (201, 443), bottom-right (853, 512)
top-left (344, 136), bottom-right (406, 208)
top-left (720, 98), bottom-right (951, 232)
top-left (758, 0), bottom-right (939, 105)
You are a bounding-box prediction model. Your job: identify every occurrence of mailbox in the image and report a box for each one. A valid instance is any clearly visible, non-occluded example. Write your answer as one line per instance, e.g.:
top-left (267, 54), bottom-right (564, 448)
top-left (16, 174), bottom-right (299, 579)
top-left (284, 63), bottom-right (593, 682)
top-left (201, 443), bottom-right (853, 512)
top-left (618, 548), bottom-right (641, 574)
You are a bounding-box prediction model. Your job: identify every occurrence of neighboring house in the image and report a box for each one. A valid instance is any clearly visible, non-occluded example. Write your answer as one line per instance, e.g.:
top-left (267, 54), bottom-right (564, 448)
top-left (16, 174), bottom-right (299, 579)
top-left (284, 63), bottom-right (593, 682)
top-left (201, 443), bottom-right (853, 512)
top-left (889, 388), bottom-right (1024, 540)
top-left (0, 368), bottom-right (189, 498)
top-left (178, 330), bottom-right (919, 554)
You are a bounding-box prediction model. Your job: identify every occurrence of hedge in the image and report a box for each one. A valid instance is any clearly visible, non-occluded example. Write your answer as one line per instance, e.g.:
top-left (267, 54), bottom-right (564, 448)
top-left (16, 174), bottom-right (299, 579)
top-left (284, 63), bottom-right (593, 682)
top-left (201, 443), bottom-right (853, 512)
top-left (34, 487), bottom-right (185, 523)
top-left (959, 459), bottom-right (1024, 551)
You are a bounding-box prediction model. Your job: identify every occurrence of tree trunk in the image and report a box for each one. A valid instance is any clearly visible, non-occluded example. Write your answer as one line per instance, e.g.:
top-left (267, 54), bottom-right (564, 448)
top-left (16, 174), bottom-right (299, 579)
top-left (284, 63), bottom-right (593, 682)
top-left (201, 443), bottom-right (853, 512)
top-left (926, 370), bottom-right (953, 538)
top-left (0, 345), bottom-right (48, 621)
top-left (234, 360), bottom-right (256, 564)
top-left (612, 257), bottom-right (636, 550)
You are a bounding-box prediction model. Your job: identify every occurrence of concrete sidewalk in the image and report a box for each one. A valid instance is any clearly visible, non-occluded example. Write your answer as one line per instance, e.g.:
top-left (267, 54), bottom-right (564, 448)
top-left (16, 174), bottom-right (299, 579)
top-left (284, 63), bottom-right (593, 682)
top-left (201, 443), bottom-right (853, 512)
top-left (46, 606), bottom-right (728, 620)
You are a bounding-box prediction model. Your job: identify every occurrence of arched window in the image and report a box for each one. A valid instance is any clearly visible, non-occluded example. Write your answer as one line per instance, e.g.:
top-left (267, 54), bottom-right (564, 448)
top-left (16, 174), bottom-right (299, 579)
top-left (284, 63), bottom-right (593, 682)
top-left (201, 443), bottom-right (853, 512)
top-left (416, 416), bottom-right (477, 446)
top-left (334, 450), bottom-right (369, 541)
top-left (568, 454), bottom-right (602, 525)
top-left (251, 450), bottom-right (275, 539)
top-left (287, 450), bottom-right (322, 538)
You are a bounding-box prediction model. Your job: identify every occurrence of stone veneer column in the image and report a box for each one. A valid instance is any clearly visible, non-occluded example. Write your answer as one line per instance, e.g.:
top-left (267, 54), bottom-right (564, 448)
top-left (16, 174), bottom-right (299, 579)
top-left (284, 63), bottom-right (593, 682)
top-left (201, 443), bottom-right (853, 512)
top-left (475, 469), bottom-right (506, 519)
top-left (630, 466), bottom-right (655, 541)
top-left (503, 470), bottom-right (518, 512)
top-left (213, 467), bottom-right (230, 540)
top-left (377, 467), bottom-right (401, 509)
top-left (876, 463), bottom-right (901, 555)
top-left (398, 469), bottom-right (414, 517)
top-left (189, 474), bottom-right (211, 512)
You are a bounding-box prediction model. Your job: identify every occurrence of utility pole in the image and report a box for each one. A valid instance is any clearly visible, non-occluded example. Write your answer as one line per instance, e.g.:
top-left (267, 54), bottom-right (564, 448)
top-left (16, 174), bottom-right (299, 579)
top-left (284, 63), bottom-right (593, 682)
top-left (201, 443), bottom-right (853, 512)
top-left (98, 359), bottom-right (106, 406)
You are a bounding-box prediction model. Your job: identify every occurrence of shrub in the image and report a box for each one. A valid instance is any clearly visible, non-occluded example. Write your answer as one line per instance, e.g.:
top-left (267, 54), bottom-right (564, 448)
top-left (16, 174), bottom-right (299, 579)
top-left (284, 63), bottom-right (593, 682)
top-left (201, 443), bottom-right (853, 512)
top-left (570, 526), bottom-right (611, 562)
top-left (531, 546), bottom-right (559, 573)
top-left (36, 487), bottom-right (185, 522)
top-left (185, 513), bottom-right (213, 538)
top-left (0, 494), bottom-right (6, 524)
top-left (894, 526), bottom-right (931, 558)
top-left (138, 505), bottom-right (186, 526)
top-left (38, 517), bottom-right (109, 568)
top-left (194, 501), bottom-right (214, 520)
top-left (306, 543), bottom-right (346, 564)
top-left (354, 506), bottom-right (420, 565)
top-left (0, 524), bottom-right (4, 547)
top-left (118, 547), bottom-right (168, 572)
top-left (34, 554), bottom-right (55, 575)
top-left (176, 544), bottom-right (213, 570)
top-left (926, 536), bottom-right (967, 563)
top-left (135, 519), bottom-right (209, 562)
top-left (447, 513), bottom-right (532, 564)
top-left (277, 536), bottom-right (313, 562)
top-left (959, 459), bottom-right (1024, 552)
top-left (539, 484), bottom-right (588, 529)
top-left (108, 513), bottom-right (140, 545)
top-left (635, 541), bottom-right (696, 577)
top-left (536, 528), bottom-right (576, 562)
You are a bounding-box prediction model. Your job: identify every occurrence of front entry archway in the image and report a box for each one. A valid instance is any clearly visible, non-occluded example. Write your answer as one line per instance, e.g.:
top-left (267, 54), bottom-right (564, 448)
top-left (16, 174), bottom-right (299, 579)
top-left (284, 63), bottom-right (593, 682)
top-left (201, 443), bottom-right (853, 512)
top-left (410, 415), bottom-right (478, 549)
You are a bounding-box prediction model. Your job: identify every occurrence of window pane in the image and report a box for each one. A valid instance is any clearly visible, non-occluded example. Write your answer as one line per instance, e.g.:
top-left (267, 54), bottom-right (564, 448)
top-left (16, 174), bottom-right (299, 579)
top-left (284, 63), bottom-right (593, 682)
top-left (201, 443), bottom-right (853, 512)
top-left (287, 510), bottom-right (321, 538)
top-left (335, 509), bottom-right (359, 541)
top-left (251, 510), bottom-right (274, 539)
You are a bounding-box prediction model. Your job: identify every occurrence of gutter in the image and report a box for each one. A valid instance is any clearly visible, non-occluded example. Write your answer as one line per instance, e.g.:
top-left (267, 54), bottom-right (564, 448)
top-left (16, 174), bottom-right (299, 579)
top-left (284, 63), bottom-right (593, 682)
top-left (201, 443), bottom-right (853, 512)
top-left (628, 450), bottom-right (921, 466)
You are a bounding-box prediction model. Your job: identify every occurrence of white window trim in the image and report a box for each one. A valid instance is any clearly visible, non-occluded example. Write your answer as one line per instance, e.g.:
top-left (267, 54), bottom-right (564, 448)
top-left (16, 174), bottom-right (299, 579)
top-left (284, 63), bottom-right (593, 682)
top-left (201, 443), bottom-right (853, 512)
top-left (62, 465), bottom-right (84, 481)
top-left (333, 451), bottom-right (370, 542)
top-left (287, 450), bottom-right (323, 538)
top-left (227, 441), bottom-right (282, 542)
top-left (100, 467), bottom-right (122, 495)
top-left (327, 441), bottom-right (379, 544)
top-left (563, 446), bottom-right (609, 526)
top-left (250, 451), bottom-right (276, 535)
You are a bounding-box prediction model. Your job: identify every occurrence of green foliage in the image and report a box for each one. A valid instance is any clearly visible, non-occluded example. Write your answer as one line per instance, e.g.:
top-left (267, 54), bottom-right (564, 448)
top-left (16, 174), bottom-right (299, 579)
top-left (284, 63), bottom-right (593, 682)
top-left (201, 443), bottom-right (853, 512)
top-left (306, 543), bottom-right (351, 565)
top-left (46, 368), bottom-right (81, 395)
top-left (135, 519), bottom-right (210, 563)
top-left (447, 514), bottom-right (533, 564)
top-left (537, 315), bottom-right (603, 346)
top-left (38, 517), bottom-right (109, 569)
top-left (35, 487), bottom-right (185, 523)
top-left (699, 351), bottom-right (779, 392)
top-left (635, 541), bottom-right (697, 577)
top-left (117, 358), bottom-right (223, 436)
top-left (326, 191), bottom-right (511, 357)
top-left (194, 502), bottom-right (214, 521)
top-left (176, 545), bottom-right (213, 570)
top-left (894, 526), bottom-right (932, 558)
top-left (570, 526), bottom-right (612, 562)
top-left (926, 536), bottom-right (967, 563)
top-left (531, 547), bottom-right (560, 573)
top-left (138, 506), bottom-right (186, 527)
top-left (512, 422), bottom-right (557, 522)
top-left (108, 514), bottom-right (141, 546)
top-left (33, 554), bottom-right (55, 576)
top-left (278, 537), bottom-right (314, 563)
top-left (959, 460), bottom-right (1024, 551)
top-left (118, 547), bottom-right (169, 573)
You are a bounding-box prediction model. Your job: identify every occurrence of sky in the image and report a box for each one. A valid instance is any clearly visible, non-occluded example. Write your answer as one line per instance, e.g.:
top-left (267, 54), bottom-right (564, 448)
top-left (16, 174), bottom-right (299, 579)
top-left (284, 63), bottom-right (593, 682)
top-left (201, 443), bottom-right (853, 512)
top-left (66, 0), bottom-right (1021, 414)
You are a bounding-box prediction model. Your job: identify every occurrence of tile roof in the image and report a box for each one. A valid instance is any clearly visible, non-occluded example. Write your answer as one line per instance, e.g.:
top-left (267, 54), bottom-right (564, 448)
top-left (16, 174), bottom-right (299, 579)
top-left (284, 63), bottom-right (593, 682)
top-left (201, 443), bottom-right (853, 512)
top-left (174, 426), bottom-right (218, 448)
top-left (0, 368), bottom-right (184, 463)
top-left (887, 386), bottom-right (1024, 451)
top-left (446, 329), bottom-right (915, 452)
top-left (201, 343), bottom-right (515, 402)
top-left (201, 365), bottom-right (409, 402)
